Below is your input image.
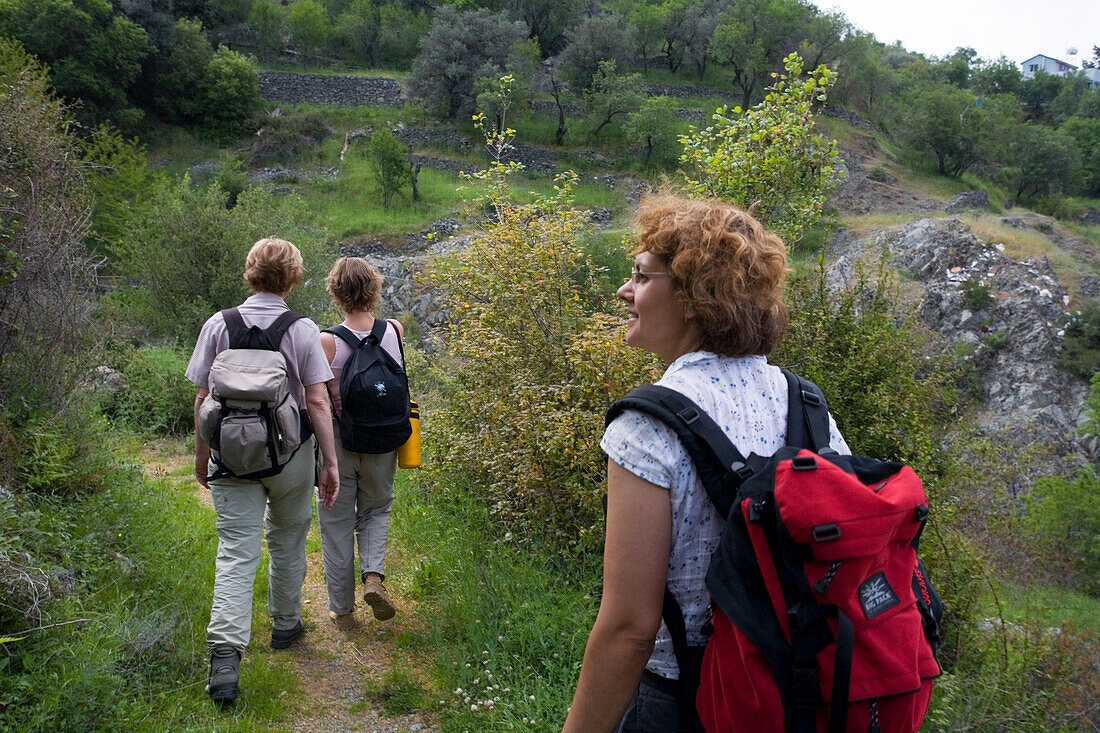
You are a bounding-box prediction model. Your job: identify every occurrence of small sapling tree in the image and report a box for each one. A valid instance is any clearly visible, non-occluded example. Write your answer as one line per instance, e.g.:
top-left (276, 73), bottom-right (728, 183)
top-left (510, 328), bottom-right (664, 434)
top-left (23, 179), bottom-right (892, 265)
top-left (367, 128), bottom-right (411, 208)
top-left (679, 53), bottom-right (842, 245)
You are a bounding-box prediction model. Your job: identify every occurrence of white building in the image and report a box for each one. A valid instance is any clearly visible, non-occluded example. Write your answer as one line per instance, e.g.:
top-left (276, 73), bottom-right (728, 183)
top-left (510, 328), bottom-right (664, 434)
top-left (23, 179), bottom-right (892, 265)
top-left (1020, 54), bottom-right (1100, 89)
top-left (1020, 54), bottom-right (1077, 79)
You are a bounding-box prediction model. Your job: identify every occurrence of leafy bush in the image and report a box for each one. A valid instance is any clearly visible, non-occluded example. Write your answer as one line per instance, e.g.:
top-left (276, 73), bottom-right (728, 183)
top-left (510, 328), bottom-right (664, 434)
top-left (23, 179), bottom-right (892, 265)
top-left (960, 278), bottom-right (993, 311)
top-left (367, 128), bottom-right (411, 207)
top-left (1057, 301), bottom-right (1100, 380)
top-left (249, 109), bottom-right (331, 165)
top-left (105, 176), bottom-right (332, 344)
top-left (429, 95), bottom-right (659, 551)
top-left (1026, 467), bottom-right (1100, 597)
top-left (103, 345), bottom-right (194, 435)
top-left (680, 53), bottom-right (842, 245)
top-left (201, 45), bottom-right (262, 142)
top-left (0, 40), bottom-right (101, 422)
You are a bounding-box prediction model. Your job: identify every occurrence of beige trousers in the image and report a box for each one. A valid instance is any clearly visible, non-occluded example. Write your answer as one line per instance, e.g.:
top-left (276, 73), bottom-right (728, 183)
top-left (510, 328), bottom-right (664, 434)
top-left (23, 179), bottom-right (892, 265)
top-left (317, 424), bottom-right (396, 615)
top-left (206, 436), bottom-right (316, 653)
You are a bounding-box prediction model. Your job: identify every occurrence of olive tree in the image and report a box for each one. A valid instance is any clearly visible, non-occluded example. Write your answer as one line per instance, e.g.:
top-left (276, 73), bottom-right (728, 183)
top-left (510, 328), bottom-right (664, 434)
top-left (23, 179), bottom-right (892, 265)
top-left (407, 6), bottom-right (528, 119)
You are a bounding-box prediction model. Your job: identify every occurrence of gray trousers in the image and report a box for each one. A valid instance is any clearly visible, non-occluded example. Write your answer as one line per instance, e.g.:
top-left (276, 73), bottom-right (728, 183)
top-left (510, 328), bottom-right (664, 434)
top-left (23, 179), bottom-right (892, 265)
top-left (206, 436), bottom-right (316, 653)
top-left (613, 673), bottom-right (681, 732)
top-left (317, 424), bottom-right (396, 615)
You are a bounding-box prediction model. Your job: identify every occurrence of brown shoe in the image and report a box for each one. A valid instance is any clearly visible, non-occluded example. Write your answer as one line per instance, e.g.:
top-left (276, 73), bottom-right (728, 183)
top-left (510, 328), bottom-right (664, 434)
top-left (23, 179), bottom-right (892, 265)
top-left (362, 572), bottom-right (396, 621)
top-left (329, 610), bottom-right (362, 631)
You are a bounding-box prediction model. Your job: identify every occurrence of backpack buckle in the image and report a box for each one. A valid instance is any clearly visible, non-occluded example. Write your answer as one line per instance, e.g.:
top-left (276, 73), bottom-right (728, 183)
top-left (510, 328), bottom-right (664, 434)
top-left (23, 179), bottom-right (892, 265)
top-left (676, 405), bottom-right (700, 424)
top-left (801, 389), bottom-right (822, 408)
top-left (730, 461), bottom-right (753, 481)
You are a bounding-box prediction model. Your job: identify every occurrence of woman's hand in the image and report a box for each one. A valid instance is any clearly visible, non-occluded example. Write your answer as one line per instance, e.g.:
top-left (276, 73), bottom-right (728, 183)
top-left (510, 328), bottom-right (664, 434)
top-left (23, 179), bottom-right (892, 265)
top-left (563, 460), bottom-right (672, 732)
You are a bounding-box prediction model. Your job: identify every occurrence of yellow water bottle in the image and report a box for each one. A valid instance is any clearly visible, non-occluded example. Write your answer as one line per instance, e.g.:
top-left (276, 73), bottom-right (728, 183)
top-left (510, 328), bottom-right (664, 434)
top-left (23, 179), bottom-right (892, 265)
top-left (398, 402), bottom-right (421, 469)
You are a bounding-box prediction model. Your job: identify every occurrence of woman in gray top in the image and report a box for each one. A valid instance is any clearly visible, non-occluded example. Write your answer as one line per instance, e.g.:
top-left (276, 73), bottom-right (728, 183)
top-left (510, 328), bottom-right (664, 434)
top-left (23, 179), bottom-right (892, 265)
top-left (186, 237), bottom-right (339, 704)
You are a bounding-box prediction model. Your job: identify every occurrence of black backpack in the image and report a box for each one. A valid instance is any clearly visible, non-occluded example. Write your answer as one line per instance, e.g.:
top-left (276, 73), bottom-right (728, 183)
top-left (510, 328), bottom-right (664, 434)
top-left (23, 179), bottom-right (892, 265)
top-left (324, 319), bottom-right (411, 454)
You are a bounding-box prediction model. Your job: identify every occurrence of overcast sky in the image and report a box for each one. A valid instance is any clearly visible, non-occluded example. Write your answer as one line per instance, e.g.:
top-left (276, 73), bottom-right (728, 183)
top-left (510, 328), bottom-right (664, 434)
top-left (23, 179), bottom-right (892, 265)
top-left (821, 0), bottom-right (1100, 67)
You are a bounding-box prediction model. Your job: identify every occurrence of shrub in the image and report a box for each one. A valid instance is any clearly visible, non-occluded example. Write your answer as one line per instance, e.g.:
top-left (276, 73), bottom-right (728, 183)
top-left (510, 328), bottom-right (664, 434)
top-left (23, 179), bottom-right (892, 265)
top-left (680, 53), bottom-right (842, 245)
top-left (106, 176), bottom-right (332, 343)
top-left (1057, 301), bottom-right (1100, 380)
top-left (0, 40), bottom-right (101, 422)
top-left (1026, 467), bottom-right (1100, 596)
top-left (429, 91), bottom-right (659, 551)
top-left (249, 109), bottom-right (331, 165)
top-left (103, 345), bottom-right (195, 436)
top-left (201, 45), bottom-right (262, 142)
top-left (367, 128), bottom-right (411, 207)
top-left (960, 278), bottom-right (993, 311)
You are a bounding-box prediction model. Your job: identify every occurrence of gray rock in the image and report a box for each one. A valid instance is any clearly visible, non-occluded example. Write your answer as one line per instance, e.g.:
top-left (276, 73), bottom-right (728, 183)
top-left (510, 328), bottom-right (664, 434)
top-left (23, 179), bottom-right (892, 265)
top-left (945, 191), bottom-right (989, 213)
top-left (92, 366), bottom-right (128, 393)
top-left (1081, 209), bottom-right (1100, 226)
top-left (831, 217), bottom-right (1089, 476)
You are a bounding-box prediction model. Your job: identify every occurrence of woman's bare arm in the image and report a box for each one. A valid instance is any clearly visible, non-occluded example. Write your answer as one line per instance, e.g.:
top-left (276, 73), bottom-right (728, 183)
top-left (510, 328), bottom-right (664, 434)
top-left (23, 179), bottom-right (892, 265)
top-left (562, 459), bottom-right (671, 732)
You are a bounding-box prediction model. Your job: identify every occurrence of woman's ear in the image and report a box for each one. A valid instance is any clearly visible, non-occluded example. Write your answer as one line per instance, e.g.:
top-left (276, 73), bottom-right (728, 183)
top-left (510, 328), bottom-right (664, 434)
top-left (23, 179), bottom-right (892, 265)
top-left (677, 291), bottom-right (696, 320)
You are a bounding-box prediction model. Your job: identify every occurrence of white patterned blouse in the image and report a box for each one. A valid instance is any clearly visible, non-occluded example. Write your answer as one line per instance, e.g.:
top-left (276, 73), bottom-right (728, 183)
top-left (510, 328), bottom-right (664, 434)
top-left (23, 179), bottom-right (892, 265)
top-left (600, 351), bottom-right (851, 679)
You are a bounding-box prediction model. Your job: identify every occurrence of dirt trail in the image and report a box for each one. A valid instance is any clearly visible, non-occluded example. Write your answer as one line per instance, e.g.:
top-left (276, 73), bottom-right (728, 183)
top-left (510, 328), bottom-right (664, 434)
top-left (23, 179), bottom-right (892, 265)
top-left (140, 442), bottom-right (439, 732)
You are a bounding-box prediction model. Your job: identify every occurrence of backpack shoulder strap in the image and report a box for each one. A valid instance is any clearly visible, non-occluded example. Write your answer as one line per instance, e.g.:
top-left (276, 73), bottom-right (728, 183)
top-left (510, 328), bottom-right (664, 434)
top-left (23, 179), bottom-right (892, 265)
top-left (221, 308), bottom-right (247, 348)
top-left (782, 370), bottom-right (831, 452)
top-left (368, 316), bottom-right (387, 344)
top-left (262, 310), bottom-right (304, 350)
top-left (607, 385), bottom-right (746, 519)
top-left (323, 324), bottom-right (361, 349)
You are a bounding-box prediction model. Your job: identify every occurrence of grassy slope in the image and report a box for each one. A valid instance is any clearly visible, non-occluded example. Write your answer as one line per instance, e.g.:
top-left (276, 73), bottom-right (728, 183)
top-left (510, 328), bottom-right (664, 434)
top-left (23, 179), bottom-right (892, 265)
top-left (124, 78), bottom-right (1100, 729)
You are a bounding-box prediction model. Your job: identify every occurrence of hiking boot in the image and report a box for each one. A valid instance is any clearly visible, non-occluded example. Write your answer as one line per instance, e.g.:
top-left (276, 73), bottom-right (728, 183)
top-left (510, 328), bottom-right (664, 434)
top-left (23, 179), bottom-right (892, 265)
top-left (362, 572), bottom-right (396, 621)
top-left (270, 619), bottom-right (304, 649)
top-left (206, 645), bottom-right (240, 704)
top-left (329, 610), bottom-right (363, 631)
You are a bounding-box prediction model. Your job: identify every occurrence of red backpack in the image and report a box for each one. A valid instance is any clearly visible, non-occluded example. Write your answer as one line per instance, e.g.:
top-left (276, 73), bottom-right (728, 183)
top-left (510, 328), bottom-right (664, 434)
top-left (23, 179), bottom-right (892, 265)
top-left (606, 370), bottom-right (943, 733)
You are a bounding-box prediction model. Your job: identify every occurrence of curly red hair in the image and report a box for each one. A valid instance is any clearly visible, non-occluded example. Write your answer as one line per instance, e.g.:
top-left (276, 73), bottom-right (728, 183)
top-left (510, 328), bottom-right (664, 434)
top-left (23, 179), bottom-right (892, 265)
top-left (633, 195), bottom-right (789, 357)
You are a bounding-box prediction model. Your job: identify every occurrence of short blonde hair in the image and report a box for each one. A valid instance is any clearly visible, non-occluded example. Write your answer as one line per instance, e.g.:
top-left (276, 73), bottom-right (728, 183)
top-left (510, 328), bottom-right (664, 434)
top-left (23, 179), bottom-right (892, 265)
top-left (244, 237), bottom-right (304, 294)
top-left (326, 257), bottom-right (382, 314)
top-left (633, 196), bottom-right (789, 357)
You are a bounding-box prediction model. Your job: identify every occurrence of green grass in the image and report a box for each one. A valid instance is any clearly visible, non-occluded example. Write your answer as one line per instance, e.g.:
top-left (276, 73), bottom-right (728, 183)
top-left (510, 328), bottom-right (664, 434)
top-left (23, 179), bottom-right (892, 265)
top-left (387, 471), bottom-right (599, 731)
top-left (997, 581), bottom-right (1100, 634)
top-left (0, 435), bottom-right (303, 731)
top-left (257, 61), bottom-right (411, 80)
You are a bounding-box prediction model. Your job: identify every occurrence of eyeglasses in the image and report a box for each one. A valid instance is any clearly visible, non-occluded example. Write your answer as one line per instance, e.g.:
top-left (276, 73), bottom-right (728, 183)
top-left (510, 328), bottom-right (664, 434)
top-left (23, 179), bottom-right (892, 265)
top-left (628, 265), bottom-right (672, 285)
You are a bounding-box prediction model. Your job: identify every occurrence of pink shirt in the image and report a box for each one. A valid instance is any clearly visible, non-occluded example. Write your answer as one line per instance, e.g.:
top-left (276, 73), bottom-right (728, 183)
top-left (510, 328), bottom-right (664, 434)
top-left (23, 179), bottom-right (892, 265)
top-left (325, 319), bottom-right (404, 417)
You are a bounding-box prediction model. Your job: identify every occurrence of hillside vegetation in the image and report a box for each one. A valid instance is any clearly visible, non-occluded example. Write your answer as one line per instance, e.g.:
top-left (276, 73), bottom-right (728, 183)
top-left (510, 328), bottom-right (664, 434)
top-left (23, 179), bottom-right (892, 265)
top-left (1, 1), bottom-right (1099, 730)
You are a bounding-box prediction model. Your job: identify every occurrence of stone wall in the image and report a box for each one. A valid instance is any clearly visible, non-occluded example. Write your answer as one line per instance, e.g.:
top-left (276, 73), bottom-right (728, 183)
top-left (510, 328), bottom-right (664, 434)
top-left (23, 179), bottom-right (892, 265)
top-left (257, 71), bottom-right (405, 106)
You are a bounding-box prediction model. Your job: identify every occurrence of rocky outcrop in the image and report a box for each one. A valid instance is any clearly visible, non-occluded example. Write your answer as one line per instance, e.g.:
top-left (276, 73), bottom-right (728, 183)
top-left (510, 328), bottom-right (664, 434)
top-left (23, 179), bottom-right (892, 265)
top-left (257, 71), bottom-right (405, 106)
top-left (944, 191), bottom-right (990, 213)
top-left (830, 141), bottom-right (939, 215)
top-left (828, 217), bottom-right (1089, 467)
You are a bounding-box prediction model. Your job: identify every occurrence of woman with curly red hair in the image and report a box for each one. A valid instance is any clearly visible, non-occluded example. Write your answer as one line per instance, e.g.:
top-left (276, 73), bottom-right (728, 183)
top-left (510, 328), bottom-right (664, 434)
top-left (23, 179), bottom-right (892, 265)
top-left (563, 196), bottom-right (850, 732)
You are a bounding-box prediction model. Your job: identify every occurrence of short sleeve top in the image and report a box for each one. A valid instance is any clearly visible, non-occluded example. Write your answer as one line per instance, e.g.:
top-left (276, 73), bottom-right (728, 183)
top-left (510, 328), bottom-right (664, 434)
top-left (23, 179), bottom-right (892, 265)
top-left (600, 351), bottom-right (850, 680)
top-left (185, 292), bottom-right (334, 409)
